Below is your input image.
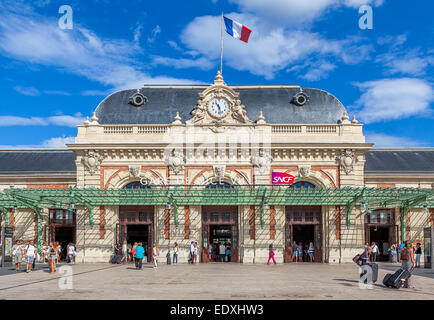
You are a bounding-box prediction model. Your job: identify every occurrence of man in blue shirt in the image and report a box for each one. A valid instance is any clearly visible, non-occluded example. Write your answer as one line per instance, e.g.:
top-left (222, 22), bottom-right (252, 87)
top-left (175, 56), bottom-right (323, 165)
top-left (135, 243), bottom-right (145, 270)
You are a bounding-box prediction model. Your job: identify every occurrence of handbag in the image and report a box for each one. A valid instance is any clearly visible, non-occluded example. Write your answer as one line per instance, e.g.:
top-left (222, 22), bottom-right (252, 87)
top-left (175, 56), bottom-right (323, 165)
top-left (352, 254), bottom-right (361, 264)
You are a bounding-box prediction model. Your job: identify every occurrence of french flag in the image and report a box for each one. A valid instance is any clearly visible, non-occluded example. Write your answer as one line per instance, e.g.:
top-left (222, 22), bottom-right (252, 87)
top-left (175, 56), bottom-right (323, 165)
top-left (223, 16), bottom-right (252, 43)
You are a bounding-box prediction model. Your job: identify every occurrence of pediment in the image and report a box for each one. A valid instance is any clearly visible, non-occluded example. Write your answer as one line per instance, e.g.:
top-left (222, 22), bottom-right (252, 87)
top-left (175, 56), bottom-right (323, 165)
top-left (187, 72), bottom-right (251, 125)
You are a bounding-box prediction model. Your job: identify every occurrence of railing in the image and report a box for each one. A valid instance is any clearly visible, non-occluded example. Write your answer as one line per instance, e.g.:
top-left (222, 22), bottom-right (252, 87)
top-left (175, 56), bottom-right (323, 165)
top-left (272, 125), bottom-right (339, 134)
top-left (103, 125), bottom-right (168, 134)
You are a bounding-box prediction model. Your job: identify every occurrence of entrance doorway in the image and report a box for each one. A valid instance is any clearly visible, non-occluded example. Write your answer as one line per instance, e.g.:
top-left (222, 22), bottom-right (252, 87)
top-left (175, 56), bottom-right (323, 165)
top-left (48, 209), bottom-right (76, 261)
top-left (117, 206), bottom-right (154, 262)
top-left (285, 206), bottom-right (322, 262)
top-left (202, 206), bottom-right (238, 263)
top-left (365, 209), bottom-right (396, 262)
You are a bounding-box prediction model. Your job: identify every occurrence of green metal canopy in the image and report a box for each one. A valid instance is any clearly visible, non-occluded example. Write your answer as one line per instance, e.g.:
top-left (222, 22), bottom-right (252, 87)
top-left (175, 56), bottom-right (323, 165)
top-left (0, 186), bottom-right (433, 255)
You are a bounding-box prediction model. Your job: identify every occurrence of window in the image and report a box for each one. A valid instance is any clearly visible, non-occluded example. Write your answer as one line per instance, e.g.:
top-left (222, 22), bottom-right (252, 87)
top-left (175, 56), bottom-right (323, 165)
top-left (138, 212), bottom-right (147, 222)
top-left (119, 212), bottom-right (125, 222)
top-left (293, 212), bottom-right (302, 222)
top-left (286, 212), bottom-right (291, 222)
top-left (370, 212), bottom-right (378, 224)
top-left (49, 209), bottom-right (75, 224)
top-left (127, 213), bottom-right (136, 222)
top-left (124, 181), bottom-right (150, 189)
top-left (380, 211), bottom-right (388, 224)
top-left (222, 213), bottom-right (230, 222)
top-left (293, 181), bottom-right (315, 189)
top-left (207, 183), bottom-right (232, 189)
top-left (210, 212), bottom-right (219, 222)
top-left (305, 212), bottom-right (314, 222)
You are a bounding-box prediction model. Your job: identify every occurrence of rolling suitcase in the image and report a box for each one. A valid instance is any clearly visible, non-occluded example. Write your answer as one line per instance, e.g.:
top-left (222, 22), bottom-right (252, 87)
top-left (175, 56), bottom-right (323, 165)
top-left (383, 267), bottom-right (413, 288)
top-left (359, 263), bottom-right (378, 284)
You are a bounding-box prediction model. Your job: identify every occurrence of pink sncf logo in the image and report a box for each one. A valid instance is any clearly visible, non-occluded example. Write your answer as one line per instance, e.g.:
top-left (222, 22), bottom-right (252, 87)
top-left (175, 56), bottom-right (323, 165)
top-left (271, 172), bottom-right (295, 185)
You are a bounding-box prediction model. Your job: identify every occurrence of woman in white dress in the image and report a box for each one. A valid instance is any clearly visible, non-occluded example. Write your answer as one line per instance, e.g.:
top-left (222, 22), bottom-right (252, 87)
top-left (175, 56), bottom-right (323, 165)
top-left (153, 243), bottom-right (159, 268)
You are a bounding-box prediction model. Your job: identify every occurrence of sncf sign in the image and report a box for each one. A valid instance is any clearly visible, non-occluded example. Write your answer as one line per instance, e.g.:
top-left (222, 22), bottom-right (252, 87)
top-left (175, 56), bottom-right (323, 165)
top-left (272, 172), bottom-right (295, 185)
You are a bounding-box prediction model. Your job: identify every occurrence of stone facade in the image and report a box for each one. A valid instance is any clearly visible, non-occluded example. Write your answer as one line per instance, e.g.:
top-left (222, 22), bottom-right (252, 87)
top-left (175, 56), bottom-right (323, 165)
top-left (1, 74), bottom-right (433, 264)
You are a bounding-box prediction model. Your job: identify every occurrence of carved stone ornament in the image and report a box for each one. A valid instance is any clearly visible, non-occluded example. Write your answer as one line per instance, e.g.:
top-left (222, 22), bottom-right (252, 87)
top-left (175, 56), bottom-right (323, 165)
top-left (298, 165), bottom-right (310, 177)
top-left (166, 149), bottom-right (185, 174)
top-left (336, 149), bottom-right (355, 175)
top-left (251, 149), bottom-right (273, 175)
top-left (213, 165), bottom-right (226, 179)
top-left (81, 151), bottom-right (104, 175)
top-left (128, 165), bottom-right (141, 178)
top-left (188, 71), bottom-right (251, 125)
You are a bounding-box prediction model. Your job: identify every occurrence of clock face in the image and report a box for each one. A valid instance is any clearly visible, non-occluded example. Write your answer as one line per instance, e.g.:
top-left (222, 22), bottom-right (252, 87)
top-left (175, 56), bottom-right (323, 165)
top-left (208, 98), bottom-right (229, 118)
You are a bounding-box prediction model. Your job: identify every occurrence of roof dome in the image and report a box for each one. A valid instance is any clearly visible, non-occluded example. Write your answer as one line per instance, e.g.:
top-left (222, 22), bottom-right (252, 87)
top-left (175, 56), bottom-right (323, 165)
top-left (94, 85), bottom-right (347, 125)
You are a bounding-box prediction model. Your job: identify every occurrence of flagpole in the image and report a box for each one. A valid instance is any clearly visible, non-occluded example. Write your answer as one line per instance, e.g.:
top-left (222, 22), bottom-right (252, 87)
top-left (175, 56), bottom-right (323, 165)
top-left (220, 10), bottom-right (223, 75)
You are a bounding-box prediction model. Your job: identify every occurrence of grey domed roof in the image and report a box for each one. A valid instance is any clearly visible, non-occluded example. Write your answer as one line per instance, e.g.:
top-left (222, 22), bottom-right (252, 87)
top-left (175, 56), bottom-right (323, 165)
top-left (94, 85), bottom-right (346, 125)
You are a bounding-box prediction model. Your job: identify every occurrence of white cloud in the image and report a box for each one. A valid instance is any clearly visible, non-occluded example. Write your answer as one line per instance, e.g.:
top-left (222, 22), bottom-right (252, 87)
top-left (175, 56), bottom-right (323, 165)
top-left (0, 4), bottom-right (200, 91)
top-left (14, 85), bottom-right (40, 96)
top-left (147, 25), bottom-right (161, 43)
top-left (168, 41), bottom-right (182, 52)
top-left (365, 132), bottom-right (429, 148)
top-left (376, 49), bottom-right (433, 76)
top-left (229, 0), bottom-right (385, 26)
top-left (178, 14), bottom-right (371, 79)
top-left (43, 90), bottom-right (72, 96)
top-left (350, 78), bottom-right (434, 123)
top-left (0, 136), bottom-right (75, 149)
top-left (0, 115), bottom-right (85, 127)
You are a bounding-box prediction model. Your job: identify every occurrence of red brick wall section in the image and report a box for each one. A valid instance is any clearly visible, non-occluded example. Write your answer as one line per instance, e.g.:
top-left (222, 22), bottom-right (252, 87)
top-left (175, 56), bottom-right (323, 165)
top-left (164, 209), bottom-right (170, 240)
top-left (270, 206), bottom-right (276, 240)
top-left (334, 206), bottom-right (341, 240)
top-left (430, 209), bottom-right (434, 227)
top-left (377, 184), bottom-right (396, 189)
top-left (26, 184), bottom-right (69, 189)
top-left (184, 206), bottom-right (190, 239)
top-left (249, 205), bottom-right (255, 240)
top-left (100, 206), bottom-right (106, 239)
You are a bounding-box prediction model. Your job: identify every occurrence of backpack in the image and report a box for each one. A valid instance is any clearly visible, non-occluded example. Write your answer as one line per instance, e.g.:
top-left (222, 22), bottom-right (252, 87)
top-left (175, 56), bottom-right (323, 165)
top-left (401, 247), bottom-right (409, 261)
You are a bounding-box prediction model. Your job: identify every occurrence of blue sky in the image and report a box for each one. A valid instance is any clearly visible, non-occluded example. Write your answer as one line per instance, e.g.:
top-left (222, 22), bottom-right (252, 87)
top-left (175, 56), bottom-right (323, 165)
top-left (0, 0), bottom-right (433, 148)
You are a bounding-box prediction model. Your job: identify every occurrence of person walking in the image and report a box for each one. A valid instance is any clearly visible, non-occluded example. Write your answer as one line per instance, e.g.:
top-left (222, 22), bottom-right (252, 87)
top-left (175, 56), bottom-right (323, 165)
top-left (297, 242), bottom-right (303, 262)
top-left (226, 244), bottom-right (232, 262)
top-left (134, 242), bottom-right (145, 270)
top-left (67, 242), bottom-right (75, 264)
top-left (193, 242), bottom-right (199, 264)
top-left (209, 244), bottom-right (214, 262)
top-left (121, 241), bottom-right (128, 264)
top-left (189, 241), bottom-right (195, 264)
top-left (308, 242), bottom-right (315, 262)
top-left (370, 242), bottom-right (379, 262)
top-left (173, 242), bottom-right (179, 265)
top-left (11, 240), bottom-right (23, 272)
top-left (415, 243), bottom-right (422, 268)
top-left (47, 242), bottom-right (57, 274)
top-left (152, 243), bottom-right (159, 268)
top-left (132, 242), bottom-right (137, 265)
top-left (400, 241), bottom-right (415, 288)
top-left (219, 242), bottom-right (225, 263)
top-left (267, 244), bottom-right (277, 265)
top-left (24, 240), bottom-right (36, 273)
top-left (292, 241), bottom-right (298, 263)
top-left (390, 243), bottom-right (397, 263)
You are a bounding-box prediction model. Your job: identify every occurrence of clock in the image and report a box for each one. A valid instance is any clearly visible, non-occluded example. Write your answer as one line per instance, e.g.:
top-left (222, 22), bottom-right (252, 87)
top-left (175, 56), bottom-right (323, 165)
top-left (208, 98), bottom-right (229, 118)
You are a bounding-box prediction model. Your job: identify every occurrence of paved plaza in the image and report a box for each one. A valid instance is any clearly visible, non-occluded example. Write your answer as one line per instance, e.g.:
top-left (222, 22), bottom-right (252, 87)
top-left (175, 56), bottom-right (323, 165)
top-left (0, 262), bottom-right (433, 300)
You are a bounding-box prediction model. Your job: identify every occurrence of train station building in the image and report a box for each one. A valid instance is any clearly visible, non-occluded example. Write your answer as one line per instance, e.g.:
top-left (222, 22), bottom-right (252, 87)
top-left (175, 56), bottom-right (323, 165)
top-left (1, 72), bottom-right (433, 264)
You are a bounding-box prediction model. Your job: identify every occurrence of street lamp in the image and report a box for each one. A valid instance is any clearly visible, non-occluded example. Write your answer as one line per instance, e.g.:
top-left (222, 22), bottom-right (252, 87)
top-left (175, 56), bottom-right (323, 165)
top-left (423, 203), bottom-right (428, 213)
top-left (263, 202), bottom-right (270, 210)
top-left (70, 201), bottom-right (75, 211)
top-left (361, 201), bottom-right (367, 212)
top-left (166, 202), bottom-right (172, 210)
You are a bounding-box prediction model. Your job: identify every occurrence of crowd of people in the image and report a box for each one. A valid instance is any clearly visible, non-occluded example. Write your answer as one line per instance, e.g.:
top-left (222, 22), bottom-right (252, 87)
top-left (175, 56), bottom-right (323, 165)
top-left (291, 241), bottom-right (315, 262)
top-left (207, 242), bottom-right (232, 262)
top-left (359, 240), bottom-right (417, 288)
top-left (10, 240), bottom-right (76, 274)
top-left (114, 241), bottom-right (160, 269)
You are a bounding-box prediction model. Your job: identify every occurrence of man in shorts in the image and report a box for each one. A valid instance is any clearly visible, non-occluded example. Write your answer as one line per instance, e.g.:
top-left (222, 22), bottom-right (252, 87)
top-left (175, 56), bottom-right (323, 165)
top-left (292, 241), bottom-right (299, 262)
top-left (25, 240), bottom-right (36, 273)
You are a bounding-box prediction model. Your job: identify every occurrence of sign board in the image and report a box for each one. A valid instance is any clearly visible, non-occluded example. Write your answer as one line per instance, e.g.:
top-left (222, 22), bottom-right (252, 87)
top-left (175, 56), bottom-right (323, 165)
top-left (271, 172), bottom-right (295, 185)
top-left (1, 227), bottom-right (13, 268)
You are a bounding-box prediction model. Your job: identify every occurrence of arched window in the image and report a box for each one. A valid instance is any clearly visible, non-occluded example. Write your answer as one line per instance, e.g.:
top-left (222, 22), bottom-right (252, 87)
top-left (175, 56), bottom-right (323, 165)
top-left (293, 181), bottom-right (315, 189)
top-left (206, 182), bottom-right (233, 189)
top-left (124, 181), bottom-right (150, 189)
